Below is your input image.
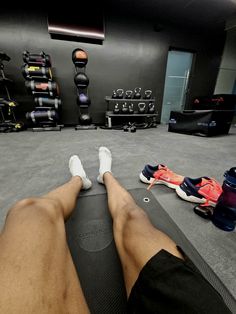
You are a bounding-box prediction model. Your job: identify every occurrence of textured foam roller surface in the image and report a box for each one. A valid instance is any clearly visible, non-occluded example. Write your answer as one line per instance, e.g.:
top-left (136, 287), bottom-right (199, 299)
top-left (66, 189), bottom-right (236, 314)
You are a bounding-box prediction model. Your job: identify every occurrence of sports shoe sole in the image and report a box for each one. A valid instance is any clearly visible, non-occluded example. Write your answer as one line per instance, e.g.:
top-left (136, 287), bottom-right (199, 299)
top-left (139, 172), bottom-right (179, 189)
top-left (175, 186), bottom-right (216, 207)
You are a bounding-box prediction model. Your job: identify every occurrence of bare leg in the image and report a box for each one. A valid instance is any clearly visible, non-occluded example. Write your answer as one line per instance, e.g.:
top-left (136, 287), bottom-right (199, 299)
top-left (0, 165), bottom-right (90, 313)
top-left (104, 172), bottom-right (183, 297)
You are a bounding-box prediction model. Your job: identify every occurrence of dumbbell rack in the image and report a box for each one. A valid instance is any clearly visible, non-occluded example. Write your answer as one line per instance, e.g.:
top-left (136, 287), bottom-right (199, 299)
top-left (105, 97), bottom-right (158, 128)
top-left (22, 51), bottom-right (62, 132)
top-left (0, 52), bottom-right (24, 132)
top-left (72, 48), bottom-right (96, 130)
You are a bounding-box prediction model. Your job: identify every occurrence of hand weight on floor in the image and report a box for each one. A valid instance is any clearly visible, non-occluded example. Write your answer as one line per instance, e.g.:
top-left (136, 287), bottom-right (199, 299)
top-left (130, 124), bottom-right (136, 132)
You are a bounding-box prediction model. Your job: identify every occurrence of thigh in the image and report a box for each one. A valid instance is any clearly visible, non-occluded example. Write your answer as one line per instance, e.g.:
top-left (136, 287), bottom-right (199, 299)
top-left (0, 199), bottom-right (89, 314)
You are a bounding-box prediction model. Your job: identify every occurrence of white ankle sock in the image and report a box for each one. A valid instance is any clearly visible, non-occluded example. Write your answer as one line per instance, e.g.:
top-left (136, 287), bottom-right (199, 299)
top-left (97, 147), bottom-right (112, 184)
top-left (69, 155), bottom-right (92, 190)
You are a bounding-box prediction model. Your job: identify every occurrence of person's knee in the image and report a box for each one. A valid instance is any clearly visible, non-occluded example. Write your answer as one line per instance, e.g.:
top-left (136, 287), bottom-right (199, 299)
top-left (120, 208), bottom-right (150, 251)
top-left (7, 197), bottom-right (63, 224)
top-left (114, 206), bottom-right (148, 236)
top-left (126, 207), bottom-right (148, 222)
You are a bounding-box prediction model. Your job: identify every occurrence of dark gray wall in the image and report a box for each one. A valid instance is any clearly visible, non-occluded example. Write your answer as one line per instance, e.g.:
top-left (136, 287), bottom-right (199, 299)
top-left (0, 10), bottom-right (225, 125)
top-left (215, 27), bottom-right (236, 94)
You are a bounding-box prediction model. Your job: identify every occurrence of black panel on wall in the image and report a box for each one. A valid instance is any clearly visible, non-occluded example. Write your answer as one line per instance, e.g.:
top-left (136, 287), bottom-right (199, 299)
top-left (0, 9), bottom-right (225, 125)
top-left (48, 6), bottom-right (105, 44)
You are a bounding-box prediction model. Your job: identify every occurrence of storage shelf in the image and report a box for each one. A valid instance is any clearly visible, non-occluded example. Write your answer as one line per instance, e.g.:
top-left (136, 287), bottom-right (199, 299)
top-left (105, 96), bottom-right (158, 128)
top-left (105, 97), bottom-right (155, 102)
top-left (106, 111), bottom-right (158, 117)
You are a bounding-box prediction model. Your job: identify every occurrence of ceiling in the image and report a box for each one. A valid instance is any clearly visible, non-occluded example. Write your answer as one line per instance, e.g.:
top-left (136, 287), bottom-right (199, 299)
top-left (108, 0), bottom-right (236, 32)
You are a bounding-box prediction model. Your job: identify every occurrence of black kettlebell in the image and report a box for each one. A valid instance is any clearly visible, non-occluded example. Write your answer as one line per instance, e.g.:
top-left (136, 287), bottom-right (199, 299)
top-left (121, 103), bottom-right (128, 113)
top-left (116, 89), bottom-right (124, 99)
top-left (125, 90), bottom-right (133, 99)
top-left (113, 103), bottom-right (120, 114)
top-left (79, 113), bottom-right (92, 125)
top-left (138, 102), bottom-right (146, 113)
top-left (133, 87), bottom-right (141, 99)
top-left (112, 90), bottom-right (117, 98)
top-left (148, 103), bottom-right (155, 113)
top-left (144, 90), bottom-right (152, 99)
top-left (128, 103), bottom-right (134, 114)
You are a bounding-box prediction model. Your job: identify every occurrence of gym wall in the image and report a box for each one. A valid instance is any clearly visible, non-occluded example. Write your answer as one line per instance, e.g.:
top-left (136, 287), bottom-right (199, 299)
top-left (0, 9), bottom-right (225, 125)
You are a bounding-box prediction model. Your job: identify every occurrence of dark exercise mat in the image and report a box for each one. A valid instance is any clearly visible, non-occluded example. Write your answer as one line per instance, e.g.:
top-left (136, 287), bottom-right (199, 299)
top-left (66, 188), bottom-right (236, 314)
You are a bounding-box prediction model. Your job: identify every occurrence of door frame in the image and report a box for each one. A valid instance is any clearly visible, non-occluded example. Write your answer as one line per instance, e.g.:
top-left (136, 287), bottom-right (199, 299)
top-left (160, 47), bottom-right (196, 121)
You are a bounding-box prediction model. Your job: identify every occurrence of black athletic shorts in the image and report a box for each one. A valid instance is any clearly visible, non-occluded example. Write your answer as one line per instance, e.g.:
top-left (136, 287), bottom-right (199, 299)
top-left (127, 247), bottom-right (231, 314)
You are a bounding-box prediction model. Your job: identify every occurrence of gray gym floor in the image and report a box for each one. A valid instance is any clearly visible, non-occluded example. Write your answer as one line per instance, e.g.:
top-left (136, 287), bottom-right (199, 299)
top-left (0, 124), bottom-right (236, 300)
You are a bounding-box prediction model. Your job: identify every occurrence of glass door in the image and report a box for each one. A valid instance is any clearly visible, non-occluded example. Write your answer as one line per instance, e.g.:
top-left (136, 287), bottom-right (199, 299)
top-left (161, 50), bottom-right (193, 123)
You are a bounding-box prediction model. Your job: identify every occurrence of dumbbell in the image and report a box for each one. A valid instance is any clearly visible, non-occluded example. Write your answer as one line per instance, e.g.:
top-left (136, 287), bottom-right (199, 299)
top-left (123, 124), bottom-right (129, 132)
top-left (113, 103), bottom-right (120, 114)
top-left (25, 81), bottom-right (59, 97)
top-left (26, 109), bottom-right (59, 123)
top-left (0, 99), bottom-right (18, 107)
top-left (133, 87), bottom-right (141, 99)
top-left (72, 48), bottom-right (88, 68)
top-left (74, 72), bottom-right (89, 89)
top-left (130, 123), bottom-right (136, 133)
top-left (138, 102), bottom-right (146, 113)
top-left (22, 65), bottom-right (52, 80)
top-left (34, 97), bottom-right (61, 109)
top-left (23, 51), bottom-right (51, 67)
top-left (144, 90), bottom-right (152, 99)
top-left (123, 123), bottom-right (136, 132)
top-left (77, 93), bottom-right (91, 107)
top-left (125, 90), bottom-right (133, 99)
top-left (147, 103), bottom-right (155, 113)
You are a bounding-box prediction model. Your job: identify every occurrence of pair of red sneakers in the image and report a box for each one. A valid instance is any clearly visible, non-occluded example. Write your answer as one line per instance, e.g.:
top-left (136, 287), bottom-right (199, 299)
top-left (140, 164), bottom-right (222, 207)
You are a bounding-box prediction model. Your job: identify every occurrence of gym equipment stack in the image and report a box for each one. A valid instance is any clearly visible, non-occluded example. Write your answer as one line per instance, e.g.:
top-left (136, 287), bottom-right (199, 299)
top-left (22, 51), bottom-right (62, 131)
top-left (0, 52), bottom-right (24, 132)
top-left (105, 87), bottom-right (157, 129)
top-left (72, 48), bottom-right (96, 130)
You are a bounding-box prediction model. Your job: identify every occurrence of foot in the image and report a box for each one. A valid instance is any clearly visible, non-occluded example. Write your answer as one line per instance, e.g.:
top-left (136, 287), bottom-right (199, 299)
top-left (97, 147), bottom-right (112, 184)
top-left (69, 155), bottom-right (92, 190)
